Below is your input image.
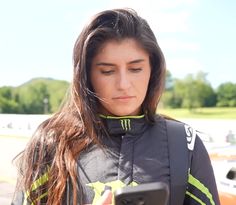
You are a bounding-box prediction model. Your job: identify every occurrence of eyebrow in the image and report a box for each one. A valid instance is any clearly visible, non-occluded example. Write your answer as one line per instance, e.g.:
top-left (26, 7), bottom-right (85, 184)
top-left (95, 59), bottom-right (145, 66)
top-left (128, 59), bottom-right (145, 65)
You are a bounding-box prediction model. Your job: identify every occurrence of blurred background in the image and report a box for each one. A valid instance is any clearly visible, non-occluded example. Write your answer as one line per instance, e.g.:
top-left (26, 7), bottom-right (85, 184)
top-left (0, 0), bottom-right (235, 204)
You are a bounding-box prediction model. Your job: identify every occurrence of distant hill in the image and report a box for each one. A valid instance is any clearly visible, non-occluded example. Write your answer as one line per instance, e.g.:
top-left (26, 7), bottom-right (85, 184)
top-left (18, 77), bottom-right (61, 86)
top-left (18, 77), bottom-right (69, 87)
top-left (0, 78), bottom-right (70, 114)
top-left (16, 77), bottom-right (70, 113)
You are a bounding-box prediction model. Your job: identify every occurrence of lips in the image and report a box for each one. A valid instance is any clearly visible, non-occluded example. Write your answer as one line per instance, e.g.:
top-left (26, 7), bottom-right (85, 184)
top-left (113, 95), bottom-right (135, 100)
top-left (113, 96), bottom-right (135, 100)
top-left (112, 96), bottom-right (135, 103)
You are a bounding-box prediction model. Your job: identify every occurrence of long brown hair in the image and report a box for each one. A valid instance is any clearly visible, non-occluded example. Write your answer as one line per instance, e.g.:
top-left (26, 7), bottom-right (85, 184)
top-left (14, 8), bottom-right (166, 205)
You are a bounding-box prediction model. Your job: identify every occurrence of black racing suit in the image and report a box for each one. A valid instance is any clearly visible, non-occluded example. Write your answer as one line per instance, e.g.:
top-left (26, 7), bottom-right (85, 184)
top-left (12, 115), bottom-right (220, 205)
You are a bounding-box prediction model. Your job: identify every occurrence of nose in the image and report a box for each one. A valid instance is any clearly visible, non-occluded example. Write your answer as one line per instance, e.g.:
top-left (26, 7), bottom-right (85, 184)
top-left (117, 71), bottom-right (131, 90)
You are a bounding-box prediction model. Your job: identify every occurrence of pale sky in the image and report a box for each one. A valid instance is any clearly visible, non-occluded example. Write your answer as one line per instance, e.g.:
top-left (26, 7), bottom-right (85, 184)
top-left (0, 0), bottom-right (235, 88)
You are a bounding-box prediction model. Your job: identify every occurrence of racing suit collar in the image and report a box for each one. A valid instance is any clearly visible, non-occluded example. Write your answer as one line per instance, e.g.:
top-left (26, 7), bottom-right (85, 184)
top-left (99, 114), bottom-right (148, 135)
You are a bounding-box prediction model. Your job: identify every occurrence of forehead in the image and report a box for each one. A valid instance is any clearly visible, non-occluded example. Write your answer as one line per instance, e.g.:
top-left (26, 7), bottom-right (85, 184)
top-left (93, 38), bottom-right (149, 61)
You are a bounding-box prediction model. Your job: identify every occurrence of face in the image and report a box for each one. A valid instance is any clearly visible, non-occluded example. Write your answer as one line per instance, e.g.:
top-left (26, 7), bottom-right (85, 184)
top-left (90, 38), bottom-right (151, 116)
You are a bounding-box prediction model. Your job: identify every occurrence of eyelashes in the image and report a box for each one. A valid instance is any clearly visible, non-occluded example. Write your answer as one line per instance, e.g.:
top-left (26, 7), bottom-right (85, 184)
top-left (129, 68), bottom-right (142, 73)
top-left (100, 70), bottom-right (115, 75)
top-left (100, 68), bottom-right (142, 75)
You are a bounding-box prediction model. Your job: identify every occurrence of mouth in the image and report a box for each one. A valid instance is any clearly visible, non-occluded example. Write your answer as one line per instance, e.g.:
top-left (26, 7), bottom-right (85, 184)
top-left (113, 96), bottom-right (135, 102)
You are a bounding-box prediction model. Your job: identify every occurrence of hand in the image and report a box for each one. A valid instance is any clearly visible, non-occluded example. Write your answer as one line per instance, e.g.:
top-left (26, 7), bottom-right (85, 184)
top-left (96, 190), bottom-right (113, 205)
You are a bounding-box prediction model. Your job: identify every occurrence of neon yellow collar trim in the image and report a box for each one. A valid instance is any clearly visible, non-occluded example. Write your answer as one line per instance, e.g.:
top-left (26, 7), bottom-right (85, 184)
top-left (99, 114), bottom-right (145, 119)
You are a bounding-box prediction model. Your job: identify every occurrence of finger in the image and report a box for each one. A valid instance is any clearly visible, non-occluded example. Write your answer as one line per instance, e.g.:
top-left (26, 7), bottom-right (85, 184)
top-left (96, 190), bottom-right (113, 205)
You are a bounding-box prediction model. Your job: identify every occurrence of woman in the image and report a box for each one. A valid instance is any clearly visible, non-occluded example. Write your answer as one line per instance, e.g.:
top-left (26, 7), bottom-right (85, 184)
top-left (12, 8), bottom-right (220, 205)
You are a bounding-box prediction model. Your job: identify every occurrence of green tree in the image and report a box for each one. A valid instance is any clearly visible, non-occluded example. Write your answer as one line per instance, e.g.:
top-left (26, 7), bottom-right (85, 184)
top-left (161, 70), bottom-right (182, 108)
top-left (9, 79), bottom-right (60, 113)
top-left (217, 82), bottom-right (236, 107)
top-left (179, 72), bottom-right (216, 109)
top-left (18, 82), bottom-right (51, 114)
top-left (175, 76), bottom-right (202, 109)
top-left (0, 78), bottom-right (69, 114)
top-left (162, 71), bottom-right (216, 109)
top-left (0, 86), bottom-right (20, 113)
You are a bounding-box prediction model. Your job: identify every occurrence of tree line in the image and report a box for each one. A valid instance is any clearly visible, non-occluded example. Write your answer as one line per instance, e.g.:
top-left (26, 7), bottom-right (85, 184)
top-left (161, 71), bottom-right (236, 109)
top-left (0, 72), bottom-right (236, 114)
top-left (0, 78), bottom-right (69, 114)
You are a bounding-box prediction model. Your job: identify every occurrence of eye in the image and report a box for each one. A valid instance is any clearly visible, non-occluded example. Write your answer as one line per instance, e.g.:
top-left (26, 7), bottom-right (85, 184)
top-left (100, 70), bottom-right (115, 75)
top-left (129, 68), bottom-right (142, 73)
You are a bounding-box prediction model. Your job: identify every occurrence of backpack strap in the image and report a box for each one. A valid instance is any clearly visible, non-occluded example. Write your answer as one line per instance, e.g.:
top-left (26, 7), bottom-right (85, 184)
top-left (166, 119), bottom-right (194, 205)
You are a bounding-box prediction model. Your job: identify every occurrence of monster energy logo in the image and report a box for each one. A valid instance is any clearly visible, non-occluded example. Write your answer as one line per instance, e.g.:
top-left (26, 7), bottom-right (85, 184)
top-left (87, 180), bottom-right (138, 204)
top-left (120, 119), bottom-right (131, 131)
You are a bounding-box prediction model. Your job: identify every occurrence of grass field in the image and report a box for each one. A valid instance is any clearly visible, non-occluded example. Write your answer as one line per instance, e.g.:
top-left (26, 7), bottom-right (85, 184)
top-left (158, 107), bottom-right (236, 119)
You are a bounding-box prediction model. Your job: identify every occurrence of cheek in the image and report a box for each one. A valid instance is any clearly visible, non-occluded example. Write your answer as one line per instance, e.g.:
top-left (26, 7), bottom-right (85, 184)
top-left (91, 78), bottom-right (110, 98)
top-left (91, 72), bottom-right (100, 93)
top-left (138, 73), bottom-right (150, 94)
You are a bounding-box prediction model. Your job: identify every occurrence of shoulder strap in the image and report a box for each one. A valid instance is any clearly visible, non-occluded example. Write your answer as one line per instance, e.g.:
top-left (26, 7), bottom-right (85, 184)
top-left (166, 119), bottom-right (192, 205)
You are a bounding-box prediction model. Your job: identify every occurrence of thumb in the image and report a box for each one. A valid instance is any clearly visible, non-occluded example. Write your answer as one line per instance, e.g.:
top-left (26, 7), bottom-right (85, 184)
top-left (96, 190), bottom-right (113, 205)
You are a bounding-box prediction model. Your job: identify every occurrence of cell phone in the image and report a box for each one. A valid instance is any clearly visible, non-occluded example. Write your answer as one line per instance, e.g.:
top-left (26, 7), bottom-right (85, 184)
top-left (114, 182), bottom-right (169, 205)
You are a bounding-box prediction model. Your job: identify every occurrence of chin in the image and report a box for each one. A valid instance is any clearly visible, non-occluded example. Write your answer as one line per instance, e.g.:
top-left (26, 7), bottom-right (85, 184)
top-left (112, 109), bottom-right (140, 117)
top-left (100, 105), bottom-right (141, 116)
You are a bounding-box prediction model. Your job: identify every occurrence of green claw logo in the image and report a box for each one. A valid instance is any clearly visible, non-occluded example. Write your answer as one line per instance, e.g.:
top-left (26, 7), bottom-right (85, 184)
top-left (120, 119), bottom-right (131, 131)
top-left (87, 180), bottom-right (138, 204)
